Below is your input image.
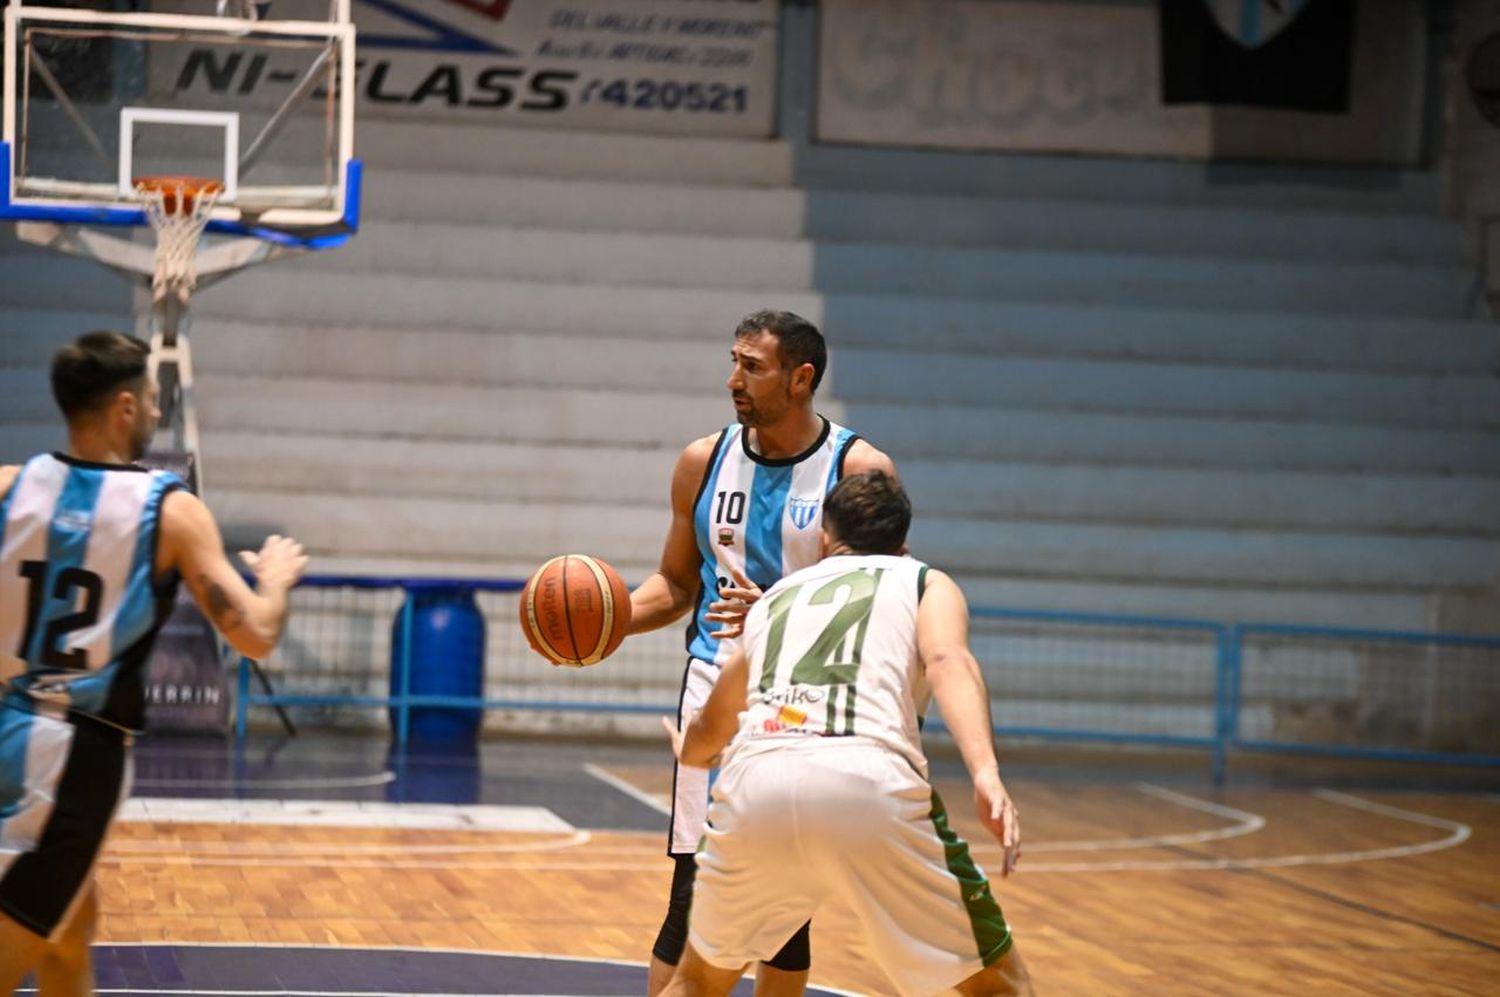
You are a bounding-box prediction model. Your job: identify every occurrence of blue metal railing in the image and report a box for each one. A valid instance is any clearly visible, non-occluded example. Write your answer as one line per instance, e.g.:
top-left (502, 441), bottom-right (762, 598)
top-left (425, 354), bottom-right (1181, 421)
top-left (235, 575), bottom-right (1500, 783)
top-left (969, 606), bottom-right (1232, 781)
top-left (1230, 621), bottom-right (1500, 768)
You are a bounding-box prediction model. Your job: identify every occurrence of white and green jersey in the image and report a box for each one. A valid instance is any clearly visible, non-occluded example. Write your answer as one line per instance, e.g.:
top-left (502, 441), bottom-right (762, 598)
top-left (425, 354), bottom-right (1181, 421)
top-left (730, 553), bottom-right (931, 776)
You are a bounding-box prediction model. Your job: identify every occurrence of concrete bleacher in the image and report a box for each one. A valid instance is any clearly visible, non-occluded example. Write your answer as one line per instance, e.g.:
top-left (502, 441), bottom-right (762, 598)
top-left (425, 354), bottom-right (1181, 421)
top-left (2, 122), bottom-right (1496, 645)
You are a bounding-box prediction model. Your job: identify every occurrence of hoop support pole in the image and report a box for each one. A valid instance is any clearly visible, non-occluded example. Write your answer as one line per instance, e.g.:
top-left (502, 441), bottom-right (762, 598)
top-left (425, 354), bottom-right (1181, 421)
top-left (149, 321), bottom-right (204, 494)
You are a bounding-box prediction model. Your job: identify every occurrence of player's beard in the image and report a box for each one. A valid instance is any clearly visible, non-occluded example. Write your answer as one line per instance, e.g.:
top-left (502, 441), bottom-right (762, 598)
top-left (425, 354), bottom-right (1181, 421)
top-left (128, 408), bottom-right (155, 462)
top-left (733, 386), bottom-right (791, 428)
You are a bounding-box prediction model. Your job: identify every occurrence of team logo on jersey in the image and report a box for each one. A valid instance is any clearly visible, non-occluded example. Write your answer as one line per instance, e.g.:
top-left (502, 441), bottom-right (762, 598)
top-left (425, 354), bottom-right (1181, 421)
top-left (717, 528), bottom-right (735, 546)
top-left (787, 497), bottom-right (820, 531)
top-left (55, 511), bottom-right (92, 533)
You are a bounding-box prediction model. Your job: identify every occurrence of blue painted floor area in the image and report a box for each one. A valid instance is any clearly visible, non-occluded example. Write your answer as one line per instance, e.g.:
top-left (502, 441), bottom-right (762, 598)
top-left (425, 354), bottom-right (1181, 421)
top-left (19, 944), bottom-right (852, 996)
top-left (130, 734), bottom-right (672, 831)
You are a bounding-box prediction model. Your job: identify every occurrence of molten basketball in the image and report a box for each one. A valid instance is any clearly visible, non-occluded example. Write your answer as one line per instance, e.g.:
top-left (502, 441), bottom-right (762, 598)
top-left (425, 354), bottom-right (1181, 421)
top-left (519, 554), bottom-right (632, 667)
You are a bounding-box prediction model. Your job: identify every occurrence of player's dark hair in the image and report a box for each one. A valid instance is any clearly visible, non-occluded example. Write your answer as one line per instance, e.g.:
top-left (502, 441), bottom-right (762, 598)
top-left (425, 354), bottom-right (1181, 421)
top-left (51, 331), bottom-right (150, 421)
top-left (824, 470), bottom-right (911, 556)
top-left (735, 309), bottom-right (826, 394)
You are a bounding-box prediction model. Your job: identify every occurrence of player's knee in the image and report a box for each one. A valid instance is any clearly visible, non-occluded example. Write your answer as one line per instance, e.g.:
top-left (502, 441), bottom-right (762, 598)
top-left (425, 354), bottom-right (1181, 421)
top-left (760, 920), bottom-right (811, 973)
top-left (652, 853), bottom-right (698, 966)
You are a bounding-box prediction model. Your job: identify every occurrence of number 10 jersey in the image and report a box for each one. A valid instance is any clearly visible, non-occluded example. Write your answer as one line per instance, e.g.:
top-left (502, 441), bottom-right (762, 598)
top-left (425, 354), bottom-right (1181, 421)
top-left (0, 453), bottom-right (184, 731)
top-left (688, 417), bottom-right (860, 666)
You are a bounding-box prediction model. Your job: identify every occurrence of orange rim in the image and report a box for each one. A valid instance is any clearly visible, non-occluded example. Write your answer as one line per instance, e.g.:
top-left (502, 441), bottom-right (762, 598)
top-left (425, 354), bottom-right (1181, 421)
top-left (133, 175), bottom-right (225, 214)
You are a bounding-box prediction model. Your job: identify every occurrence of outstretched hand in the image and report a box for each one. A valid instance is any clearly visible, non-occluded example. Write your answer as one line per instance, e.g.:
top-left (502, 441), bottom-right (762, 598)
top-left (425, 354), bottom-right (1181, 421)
top-left (240, 534), bottom-right (308, 592)
top-left (662, 710), bottom-right (719, 767)
top-left (974, 767), bottom-right (1021, 876)
top-left (661, 716), bottom-right (685, 762)
top-left (706, 565), bottom-right (761, 640)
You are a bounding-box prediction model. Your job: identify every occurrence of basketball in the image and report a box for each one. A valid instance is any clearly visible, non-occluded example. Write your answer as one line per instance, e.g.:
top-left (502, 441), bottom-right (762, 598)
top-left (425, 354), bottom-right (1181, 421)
top-left (519, 554), bottom-right (632, 667)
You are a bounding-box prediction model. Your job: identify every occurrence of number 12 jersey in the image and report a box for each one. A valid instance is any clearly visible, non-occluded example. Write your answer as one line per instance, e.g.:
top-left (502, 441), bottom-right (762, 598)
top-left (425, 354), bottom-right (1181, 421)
top-left (0, 453), bottom-right (184, 731)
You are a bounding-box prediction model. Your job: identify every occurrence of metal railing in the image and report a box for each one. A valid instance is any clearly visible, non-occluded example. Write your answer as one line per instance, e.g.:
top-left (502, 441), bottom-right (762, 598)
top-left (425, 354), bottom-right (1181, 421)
top-left (235, 575), bottom-right (1500, 783)
top-left (1230, 622), bottom-right (1500, 766)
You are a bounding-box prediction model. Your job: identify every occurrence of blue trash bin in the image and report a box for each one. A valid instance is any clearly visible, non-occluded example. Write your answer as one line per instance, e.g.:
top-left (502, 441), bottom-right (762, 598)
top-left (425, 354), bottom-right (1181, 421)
top-left (389, 583), bottom-right (485, 745)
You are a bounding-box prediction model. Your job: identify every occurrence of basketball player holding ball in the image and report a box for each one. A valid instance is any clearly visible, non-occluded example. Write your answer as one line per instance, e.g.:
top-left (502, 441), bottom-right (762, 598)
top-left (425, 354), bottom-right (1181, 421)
top-left (624, 310), bottom-right (897, 997)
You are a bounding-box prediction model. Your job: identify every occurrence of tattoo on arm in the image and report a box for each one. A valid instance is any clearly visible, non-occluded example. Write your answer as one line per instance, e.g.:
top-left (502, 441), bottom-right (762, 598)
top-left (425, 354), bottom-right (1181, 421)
top-left (199, 575), bottom-right (246, 633)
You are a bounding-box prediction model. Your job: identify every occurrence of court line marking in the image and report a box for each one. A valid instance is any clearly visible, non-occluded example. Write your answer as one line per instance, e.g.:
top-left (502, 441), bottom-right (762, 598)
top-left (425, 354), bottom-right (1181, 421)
top-left (44, 943), bottom-right (866, 997)
top-left (100, 786), bottom-right (1468, 874)
top-left (1311, 788), bottom-right (1474, 836)
top-left (1013, 790), bottom-right (1471, 873)
top-left (132, 771), bottom-right (397, 790)
top-left (117, 798), bottom-right (572, 834)
top-left (975, 783), bottom-right (1266, 854)
top-left (96, 782), bottom-right (1255, 863)
top-left (99, 831), bottom-right (594, 868)
top-left (181, 789), bottom-right (1452, 875)
top-left (21, 991), bottom-right (626, 996)
top-left (108, 799), bottom-right (589, 862)
top-left (582, 761), bottom-right (673, 816)
top-left (572, 779), bottom-right (1267, 854)
top-left (105, 831), bottom-right (593, 859)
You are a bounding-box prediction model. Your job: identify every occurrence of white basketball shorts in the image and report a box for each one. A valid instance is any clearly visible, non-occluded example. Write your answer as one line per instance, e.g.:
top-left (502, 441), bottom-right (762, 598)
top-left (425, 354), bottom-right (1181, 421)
top-left (669, 657), bottom-right (719, 855)
top-left (689, 737), bottom-right (1014, 995)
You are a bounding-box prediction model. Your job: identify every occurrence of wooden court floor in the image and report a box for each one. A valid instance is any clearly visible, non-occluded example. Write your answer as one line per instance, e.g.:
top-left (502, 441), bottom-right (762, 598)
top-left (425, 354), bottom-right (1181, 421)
top-left (86, 740), bottom-right (1500, 996)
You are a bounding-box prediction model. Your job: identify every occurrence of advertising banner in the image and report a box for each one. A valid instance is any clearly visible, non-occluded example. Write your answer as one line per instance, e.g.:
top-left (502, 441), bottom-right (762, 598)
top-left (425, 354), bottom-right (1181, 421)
top-left (145, 589), bottom-right (232, 734)
top-left (158, 0), bottom-right (781, 137)
top-left (816, 0), bottom-right (1422, 165)
top-left (817, 0), bottom-right (1200, 157)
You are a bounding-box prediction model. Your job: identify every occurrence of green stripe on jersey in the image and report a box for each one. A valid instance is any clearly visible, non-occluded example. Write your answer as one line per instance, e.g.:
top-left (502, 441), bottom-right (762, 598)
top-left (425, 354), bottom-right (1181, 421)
top-left (929, 789), bottom-right (1012, 964)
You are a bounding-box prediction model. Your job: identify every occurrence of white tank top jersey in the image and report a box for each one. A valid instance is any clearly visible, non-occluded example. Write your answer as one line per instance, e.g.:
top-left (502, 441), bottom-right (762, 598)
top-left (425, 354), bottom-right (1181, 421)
top-left (687, 417), bottom-right (860, 666)
top-left (0, 453), bottom-right (184, 731)
top-left (728, 553), bottom-right (932, 776)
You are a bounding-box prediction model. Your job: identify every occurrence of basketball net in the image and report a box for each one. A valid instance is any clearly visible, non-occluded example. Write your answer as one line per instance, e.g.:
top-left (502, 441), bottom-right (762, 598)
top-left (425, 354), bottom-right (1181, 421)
top-left (135, 176), bottom-right (224, 308)
top-left (134, 176), bottom-right (222, 490)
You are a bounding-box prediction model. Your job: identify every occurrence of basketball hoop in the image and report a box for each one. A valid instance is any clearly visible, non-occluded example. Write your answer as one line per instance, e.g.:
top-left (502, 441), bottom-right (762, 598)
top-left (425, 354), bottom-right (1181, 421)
top-left (134, 175), bottom-right (225, 304)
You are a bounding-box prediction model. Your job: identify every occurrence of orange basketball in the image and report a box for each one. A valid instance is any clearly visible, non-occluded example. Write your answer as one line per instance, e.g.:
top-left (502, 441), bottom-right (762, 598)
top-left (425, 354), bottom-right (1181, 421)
top-left (519, 554), bottom-right (632, 667)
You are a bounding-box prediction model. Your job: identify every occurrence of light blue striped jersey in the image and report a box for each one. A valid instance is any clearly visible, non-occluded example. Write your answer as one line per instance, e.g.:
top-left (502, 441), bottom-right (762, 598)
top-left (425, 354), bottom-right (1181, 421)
top-left (0, 453), bottom-right (184, 731)
top-left (687, 417), bottom-right (860, 665)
